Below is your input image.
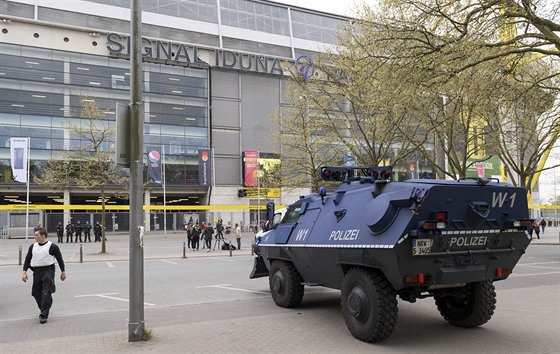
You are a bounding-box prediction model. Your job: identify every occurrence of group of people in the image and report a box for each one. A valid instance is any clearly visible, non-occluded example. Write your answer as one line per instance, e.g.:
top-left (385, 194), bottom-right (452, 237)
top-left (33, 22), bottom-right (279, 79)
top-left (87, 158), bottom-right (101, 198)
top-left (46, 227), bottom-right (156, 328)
top-left (185, 219), bottom-right (241, 251)
top-left (53, 220), bottom-right (104, 243)
top-left (528, 219), bottom-right (548, 240)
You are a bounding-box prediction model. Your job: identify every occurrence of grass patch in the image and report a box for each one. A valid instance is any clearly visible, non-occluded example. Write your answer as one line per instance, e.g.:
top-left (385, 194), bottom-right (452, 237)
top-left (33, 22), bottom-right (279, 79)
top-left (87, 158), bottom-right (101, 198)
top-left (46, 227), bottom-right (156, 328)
top-left (143, 327), bottom-right (155, 341)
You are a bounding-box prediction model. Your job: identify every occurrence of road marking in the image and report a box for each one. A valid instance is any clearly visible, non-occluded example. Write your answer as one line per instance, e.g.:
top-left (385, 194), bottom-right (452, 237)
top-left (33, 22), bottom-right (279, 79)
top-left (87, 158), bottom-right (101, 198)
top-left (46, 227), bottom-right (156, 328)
top-left (161, 259), bottom-right (178, 265)
top-left (511, 271), bottom-right (560, 277)
top-left (107, 262), bottom-right (115, 268)
top-left (197, 284), bottom-right (232, 288)
top-left (519, 265), bottom-right (559, 270)
top-left (517, 261), bottom-right (560, 266)
top-left (76, 293), bottom-right (155, 306)
top-left (196, 284), bottom-right (268, 294)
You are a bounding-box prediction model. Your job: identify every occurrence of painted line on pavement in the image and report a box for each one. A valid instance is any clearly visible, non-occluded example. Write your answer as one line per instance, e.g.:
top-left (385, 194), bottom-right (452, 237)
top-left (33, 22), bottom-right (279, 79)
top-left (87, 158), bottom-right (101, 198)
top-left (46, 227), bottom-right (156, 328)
top-left (76, 292), bottom-right (155, 306)
top-left (161, 259), bottom-right (178, 265)
top-left (196, 284), bottom-right (269, 294)
top-left (510, 271), bottom-right (560, 277)
top-left (517, 261), bottom-right (560, 266)
top-left (106, 262), bottom-right (115, 268)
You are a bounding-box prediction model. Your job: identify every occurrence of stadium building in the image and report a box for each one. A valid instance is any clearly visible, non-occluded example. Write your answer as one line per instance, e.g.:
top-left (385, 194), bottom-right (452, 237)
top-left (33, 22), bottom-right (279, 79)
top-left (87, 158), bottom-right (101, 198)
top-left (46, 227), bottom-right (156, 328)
top-left (0, 0), bottom-right (348, 233)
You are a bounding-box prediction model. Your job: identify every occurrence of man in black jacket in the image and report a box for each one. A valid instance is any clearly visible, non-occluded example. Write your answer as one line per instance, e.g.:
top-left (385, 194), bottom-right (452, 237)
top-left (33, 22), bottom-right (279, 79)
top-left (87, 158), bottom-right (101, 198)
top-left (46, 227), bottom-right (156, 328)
top-left (74, 220), bottom-right (83, 243)
top-left (22, 228), bottom-right (66, 324)
top-left (65, 221), bottom-right (73, 243)
top-left (94, 221), bottom-right (102, 242)
top-left (56, 221), bottom-right (64, 243)
top-left (83, 221), bottom-right (92, 242)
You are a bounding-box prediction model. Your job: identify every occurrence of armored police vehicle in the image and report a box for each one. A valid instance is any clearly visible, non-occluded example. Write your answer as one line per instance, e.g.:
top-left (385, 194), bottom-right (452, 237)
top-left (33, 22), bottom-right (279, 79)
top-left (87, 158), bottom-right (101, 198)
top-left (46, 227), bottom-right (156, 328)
top-left (250, 166), bottom-right (532, 342)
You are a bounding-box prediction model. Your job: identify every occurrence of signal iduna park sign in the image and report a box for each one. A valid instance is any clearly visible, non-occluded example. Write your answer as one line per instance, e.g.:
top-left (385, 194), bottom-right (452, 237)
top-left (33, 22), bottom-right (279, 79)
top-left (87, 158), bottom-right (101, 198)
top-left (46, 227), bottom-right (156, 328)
top-left (106, 32), bottom-right (288, 75)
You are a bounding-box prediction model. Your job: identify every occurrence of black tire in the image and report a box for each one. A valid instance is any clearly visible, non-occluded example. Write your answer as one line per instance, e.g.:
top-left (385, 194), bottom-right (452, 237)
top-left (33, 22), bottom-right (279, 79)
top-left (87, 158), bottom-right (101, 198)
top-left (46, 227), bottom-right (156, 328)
top-left (269, 260), bottom-right (304, 308)
top-left (434, 280), bottom-right (496, 328)
top-left (340, 268), bottom-right (398, 343)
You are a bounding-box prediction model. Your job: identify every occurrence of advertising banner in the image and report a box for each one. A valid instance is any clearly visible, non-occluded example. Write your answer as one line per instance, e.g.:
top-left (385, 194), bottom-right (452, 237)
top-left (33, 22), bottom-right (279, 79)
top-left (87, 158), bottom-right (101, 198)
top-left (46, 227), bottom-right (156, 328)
top-left (198, 149), bottom-right (212, 187)
top-left (10, 137), bottom-right (29, 183)
top-left (243, 151), bottom-right (259, 187)
top-left (147, 147), bottom-right (162, 186)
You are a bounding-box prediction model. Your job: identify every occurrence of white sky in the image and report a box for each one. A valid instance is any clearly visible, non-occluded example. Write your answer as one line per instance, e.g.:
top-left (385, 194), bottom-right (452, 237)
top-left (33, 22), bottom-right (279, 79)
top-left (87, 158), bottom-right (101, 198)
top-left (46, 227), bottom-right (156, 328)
top-left (275, 0), bottom-right (559, 204)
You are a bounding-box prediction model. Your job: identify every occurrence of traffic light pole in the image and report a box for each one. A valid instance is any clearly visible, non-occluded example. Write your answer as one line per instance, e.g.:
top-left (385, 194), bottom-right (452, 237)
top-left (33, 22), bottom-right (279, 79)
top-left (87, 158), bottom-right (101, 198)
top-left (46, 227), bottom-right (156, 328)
top-left (128, 0), bottom-right (145, 342)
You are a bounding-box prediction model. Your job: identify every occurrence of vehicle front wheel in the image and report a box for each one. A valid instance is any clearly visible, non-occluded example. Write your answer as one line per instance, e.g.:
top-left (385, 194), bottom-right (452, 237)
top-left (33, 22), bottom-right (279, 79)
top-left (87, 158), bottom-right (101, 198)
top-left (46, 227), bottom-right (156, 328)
top-left (269, 260), bottom-right (304, 308)
top-left (341, 268), bottom-right (398, 342)
top-left (434, 280), bottom-right (496, 328)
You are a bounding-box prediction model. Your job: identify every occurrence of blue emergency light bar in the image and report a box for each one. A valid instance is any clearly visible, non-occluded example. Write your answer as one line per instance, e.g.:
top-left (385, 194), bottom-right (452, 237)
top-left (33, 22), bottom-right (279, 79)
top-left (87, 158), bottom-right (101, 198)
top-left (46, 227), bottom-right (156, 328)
top-left (320, 166), bottom-right (393, 182)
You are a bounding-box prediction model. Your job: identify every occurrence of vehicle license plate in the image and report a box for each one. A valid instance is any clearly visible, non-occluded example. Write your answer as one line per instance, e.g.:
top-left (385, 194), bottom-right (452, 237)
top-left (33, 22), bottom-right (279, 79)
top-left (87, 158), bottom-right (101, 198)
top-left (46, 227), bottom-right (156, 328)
top-left (412, 239), bottom-right (433, 255)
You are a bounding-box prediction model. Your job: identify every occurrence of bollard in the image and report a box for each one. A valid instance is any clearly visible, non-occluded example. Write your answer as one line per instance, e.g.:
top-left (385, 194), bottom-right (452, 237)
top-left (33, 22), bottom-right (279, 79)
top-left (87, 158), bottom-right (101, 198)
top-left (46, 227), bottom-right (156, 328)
top-left (19, 245), bottom-right (22, 266)
top-left (229, 240), bottom-right (232, 257)
top-left (182, 241), bottom-right (187, 259)
top-left (80, 243), bottom-right (83, 263)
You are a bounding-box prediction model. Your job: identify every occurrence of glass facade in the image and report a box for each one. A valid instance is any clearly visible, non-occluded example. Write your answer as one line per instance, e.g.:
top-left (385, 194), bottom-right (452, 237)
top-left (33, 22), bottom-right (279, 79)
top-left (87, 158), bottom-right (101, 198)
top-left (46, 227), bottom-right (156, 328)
top-left (291, 10), bottom-right (345, 43)
top-left (87, 0), bottom-right (219, 23)
top-left (85, 0), bottom-right (342, 44)
top-left (0, 43), bottom-right (209, 186)
top-left (220, 0), bottom-right (289, 35)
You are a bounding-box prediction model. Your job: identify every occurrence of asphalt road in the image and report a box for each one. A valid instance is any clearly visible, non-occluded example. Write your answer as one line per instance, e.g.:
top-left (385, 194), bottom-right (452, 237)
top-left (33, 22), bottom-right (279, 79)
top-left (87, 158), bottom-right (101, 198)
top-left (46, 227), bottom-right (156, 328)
top-left (0, 243), bottom-right (558, 353)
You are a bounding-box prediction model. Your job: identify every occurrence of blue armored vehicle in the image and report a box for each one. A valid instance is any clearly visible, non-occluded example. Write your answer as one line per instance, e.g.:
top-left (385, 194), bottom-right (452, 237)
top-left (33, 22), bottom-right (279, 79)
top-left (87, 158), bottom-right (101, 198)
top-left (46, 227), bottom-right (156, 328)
top-left (250, 166), bottom-right (532, 342)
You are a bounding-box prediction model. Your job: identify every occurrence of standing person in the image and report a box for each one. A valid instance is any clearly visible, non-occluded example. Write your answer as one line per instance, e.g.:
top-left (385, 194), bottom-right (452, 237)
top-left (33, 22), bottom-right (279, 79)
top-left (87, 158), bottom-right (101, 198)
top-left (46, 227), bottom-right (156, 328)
top-left (533, 220), bottom-right (541, 240)
top-left (204, 223), bottom-right (214, 252)
top-left (21, 227), bottom-right (66, 324)
top-left (216, 219), bottom-right (224, 241)
top-left (185, 223), bottom-right (193, 250)
top-left (83, 221), bottom-right (92, 242)
top-left (540, 219), bottom-right (547, 234)
top-left (201, 221), bottom-right (207, 249)
top-left (33, 222), bottom-right (42, 233)
top-left (235, 223), bottom-right (241, 250)
top-left (191, 223), bottom-right (201, 251)
top-left (74, 220), bottom-right (83, 243)
top-left (214, 219), bottom-right (224, 250)
top-left (93, 221), bottom-right (102, 242)
top-left (65, 221), bottom-right (74, 243)
top-left (56, 221), bottom-right (64, 243)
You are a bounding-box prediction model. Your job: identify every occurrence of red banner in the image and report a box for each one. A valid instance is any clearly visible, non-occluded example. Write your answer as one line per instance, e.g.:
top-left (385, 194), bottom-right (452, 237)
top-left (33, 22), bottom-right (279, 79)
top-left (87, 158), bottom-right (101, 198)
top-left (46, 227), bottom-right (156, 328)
top-left (243, 151), bottom-right (259, 187)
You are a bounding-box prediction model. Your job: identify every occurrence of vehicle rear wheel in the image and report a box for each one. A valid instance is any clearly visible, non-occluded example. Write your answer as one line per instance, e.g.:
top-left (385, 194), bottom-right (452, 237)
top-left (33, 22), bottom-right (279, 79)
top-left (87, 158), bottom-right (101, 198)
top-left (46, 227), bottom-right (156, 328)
top-left (341, 268), bottom-right (398, 342)
top-left (434, 280), bottom-right (496, 327)
top-left (269, 260), bottom-right (304, 308)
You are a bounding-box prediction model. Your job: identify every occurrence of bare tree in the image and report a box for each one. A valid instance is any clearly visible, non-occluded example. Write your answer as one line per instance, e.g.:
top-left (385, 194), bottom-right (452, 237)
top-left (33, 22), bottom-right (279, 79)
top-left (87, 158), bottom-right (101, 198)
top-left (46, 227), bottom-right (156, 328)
top-left (38, 97), bottom-right (128, 253)
top-left (269, 79), bottom-right (339, 192)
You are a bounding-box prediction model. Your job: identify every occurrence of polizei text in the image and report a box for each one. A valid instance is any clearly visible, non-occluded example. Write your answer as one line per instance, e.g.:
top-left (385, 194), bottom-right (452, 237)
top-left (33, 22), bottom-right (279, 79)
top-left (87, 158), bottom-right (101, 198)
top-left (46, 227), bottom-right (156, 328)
top-left (329, 229), bottom-right (360, 241)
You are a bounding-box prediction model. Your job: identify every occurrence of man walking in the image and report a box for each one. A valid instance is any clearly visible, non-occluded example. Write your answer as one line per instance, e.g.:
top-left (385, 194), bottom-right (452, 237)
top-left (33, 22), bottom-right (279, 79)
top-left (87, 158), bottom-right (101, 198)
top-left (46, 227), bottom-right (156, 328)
top-left (22, 228), bottom-right (66, 324)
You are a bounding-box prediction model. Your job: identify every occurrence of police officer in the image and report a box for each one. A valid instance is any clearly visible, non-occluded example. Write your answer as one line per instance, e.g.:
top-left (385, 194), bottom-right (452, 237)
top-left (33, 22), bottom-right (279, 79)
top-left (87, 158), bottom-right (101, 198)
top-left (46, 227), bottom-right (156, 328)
top-left (65, 221), bottom-right (74, 243)
top-left (74, 220), bottom-right (83, 243)
top-left (94, 221), bottom-right (102, 242)
top-left (22, 227), bottom-right (66, 324)
top-left (83, 221), bottom-right (92, 242)
top-left (56, 221), bottom-right (64, 243)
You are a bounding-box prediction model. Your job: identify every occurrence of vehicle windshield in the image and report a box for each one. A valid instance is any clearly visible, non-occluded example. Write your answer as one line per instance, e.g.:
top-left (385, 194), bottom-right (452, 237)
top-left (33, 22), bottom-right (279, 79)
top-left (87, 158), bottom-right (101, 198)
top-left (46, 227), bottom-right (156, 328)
top-left (280, 204), bottom-right (301, 224)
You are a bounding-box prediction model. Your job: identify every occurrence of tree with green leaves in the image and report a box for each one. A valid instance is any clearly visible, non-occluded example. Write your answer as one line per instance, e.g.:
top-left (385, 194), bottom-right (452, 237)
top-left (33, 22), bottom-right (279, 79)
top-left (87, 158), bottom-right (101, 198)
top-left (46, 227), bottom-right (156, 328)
top-left (347, 0), bottom-right (560, 190)
top-left (38, 97), bottom-right (128, 253)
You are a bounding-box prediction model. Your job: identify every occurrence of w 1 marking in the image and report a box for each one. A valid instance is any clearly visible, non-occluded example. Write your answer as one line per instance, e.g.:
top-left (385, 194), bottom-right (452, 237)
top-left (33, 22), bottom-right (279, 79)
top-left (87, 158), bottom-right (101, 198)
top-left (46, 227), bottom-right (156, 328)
top-left (492, 192), bottom-right (516, 208)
